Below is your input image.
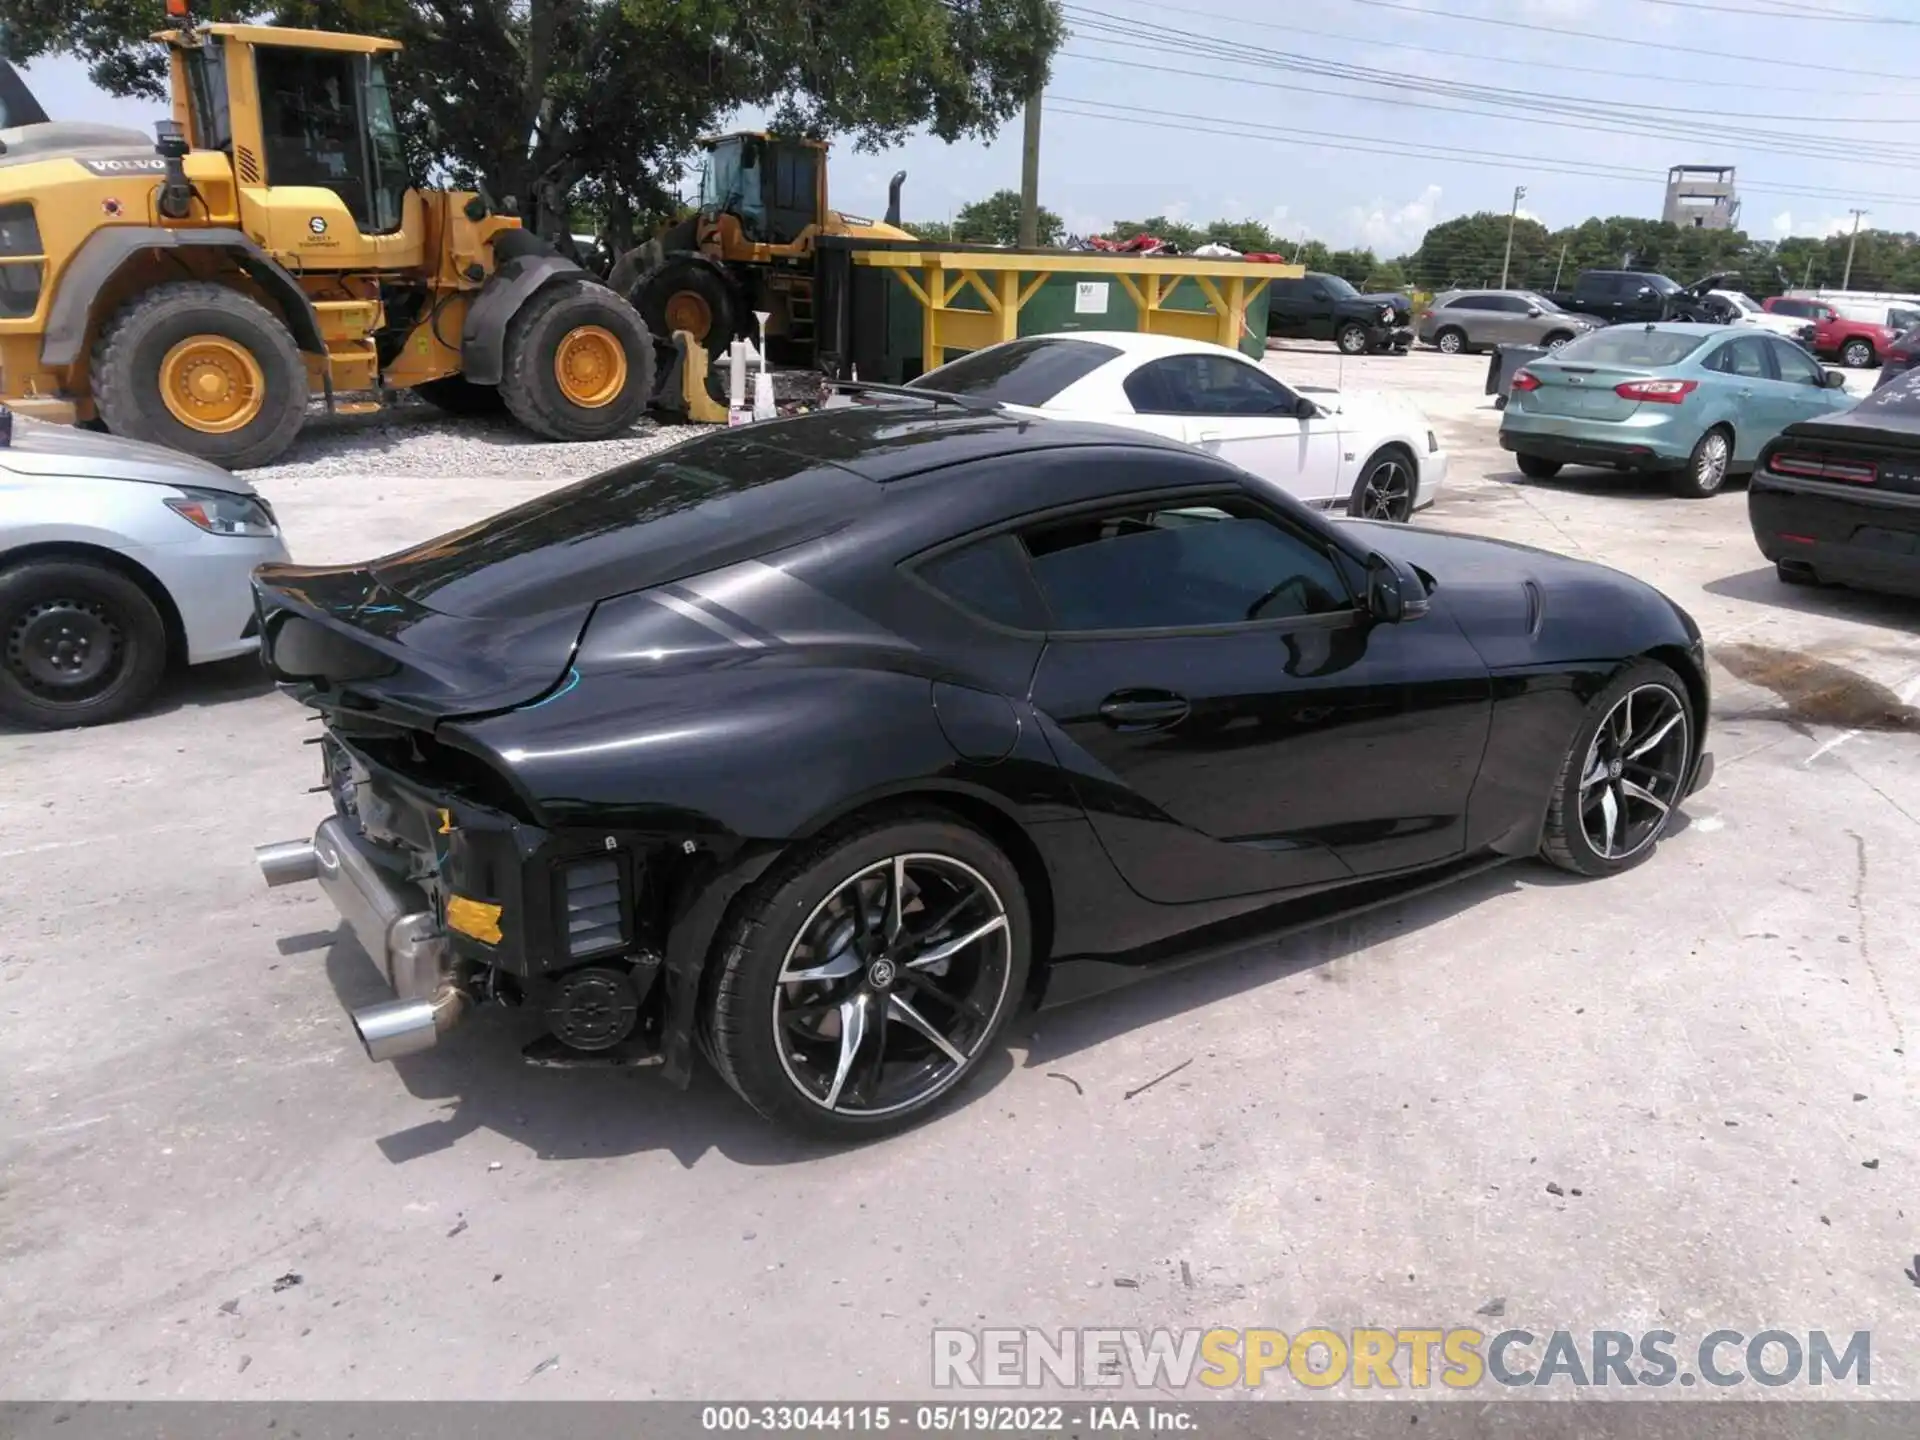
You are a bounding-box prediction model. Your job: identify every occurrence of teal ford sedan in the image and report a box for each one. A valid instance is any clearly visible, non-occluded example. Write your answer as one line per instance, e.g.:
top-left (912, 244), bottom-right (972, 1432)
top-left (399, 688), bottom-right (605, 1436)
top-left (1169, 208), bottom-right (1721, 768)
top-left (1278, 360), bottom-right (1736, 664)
top-left (1498, 323), bottom-right (1857, 498)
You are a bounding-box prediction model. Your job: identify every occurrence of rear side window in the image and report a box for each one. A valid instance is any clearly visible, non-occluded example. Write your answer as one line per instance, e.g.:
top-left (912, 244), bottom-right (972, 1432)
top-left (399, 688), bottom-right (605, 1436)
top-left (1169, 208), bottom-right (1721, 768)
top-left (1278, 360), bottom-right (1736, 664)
top-left (915, 534), bottom-right (1048, 631)
top-left (1554, 328), bottom-right (1710, 367)
top-left (912, 338), bottom-right (1121, 407)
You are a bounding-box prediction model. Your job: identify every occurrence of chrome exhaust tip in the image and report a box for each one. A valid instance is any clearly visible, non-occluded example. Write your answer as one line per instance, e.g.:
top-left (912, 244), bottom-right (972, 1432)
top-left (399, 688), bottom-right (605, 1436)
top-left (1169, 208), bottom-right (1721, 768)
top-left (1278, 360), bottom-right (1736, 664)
top-left (351, 985), bottom-right (472, 1063)
top-left (256, 839), bottom-right (319, 887)
top-left (351, 998), bottom-right (440, 1062)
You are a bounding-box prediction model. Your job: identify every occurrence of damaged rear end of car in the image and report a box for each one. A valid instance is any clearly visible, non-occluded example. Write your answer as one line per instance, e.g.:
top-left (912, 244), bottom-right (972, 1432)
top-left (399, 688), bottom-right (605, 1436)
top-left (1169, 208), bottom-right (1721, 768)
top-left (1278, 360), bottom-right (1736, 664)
top-left (250, 427), bottom-right (881, 1082)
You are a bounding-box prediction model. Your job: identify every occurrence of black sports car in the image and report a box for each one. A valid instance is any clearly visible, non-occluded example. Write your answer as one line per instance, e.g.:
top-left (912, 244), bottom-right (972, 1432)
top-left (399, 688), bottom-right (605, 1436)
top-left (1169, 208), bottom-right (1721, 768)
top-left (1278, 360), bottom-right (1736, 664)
top-left (252, 400), bottom-right (1713, 1138)
top-left (1751, 364), bottom-right (1920, 599)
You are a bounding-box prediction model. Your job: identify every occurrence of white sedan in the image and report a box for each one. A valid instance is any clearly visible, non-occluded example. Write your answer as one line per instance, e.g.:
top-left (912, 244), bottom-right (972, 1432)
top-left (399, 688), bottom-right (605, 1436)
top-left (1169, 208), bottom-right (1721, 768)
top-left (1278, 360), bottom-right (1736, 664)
top-left (908, 332), bottom-right (1446, 521)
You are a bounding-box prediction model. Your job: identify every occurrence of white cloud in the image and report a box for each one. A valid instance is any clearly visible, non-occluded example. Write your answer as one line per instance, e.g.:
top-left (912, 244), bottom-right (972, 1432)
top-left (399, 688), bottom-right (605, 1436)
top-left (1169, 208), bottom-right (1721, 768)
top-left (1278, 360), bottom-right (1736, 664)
top-left (1342, 184), bottom-right (1444, 254)
top-left (1770, 210), bottom-right (1856, 240)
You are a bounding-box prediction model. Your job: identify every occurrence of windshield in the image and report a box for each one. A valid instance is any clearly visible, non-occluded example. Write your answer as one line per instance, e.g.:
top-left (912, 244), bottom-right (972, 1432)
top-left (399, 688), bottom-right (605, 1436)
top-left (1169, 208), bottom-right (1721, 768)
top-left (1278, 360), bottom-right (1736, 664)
top-left (1553, 327), bottom-right (1711, 367)
top-left (1718, 291), bottom-right (1762, 314)
top-left (700, 139), bottom-right (763, 230)
top-left (1523, 292), bottom-right (1565, 313)
top-left (362, 57), bottom-right (407, 233)
top-left (1318, 274), bottom-right (1360, 298)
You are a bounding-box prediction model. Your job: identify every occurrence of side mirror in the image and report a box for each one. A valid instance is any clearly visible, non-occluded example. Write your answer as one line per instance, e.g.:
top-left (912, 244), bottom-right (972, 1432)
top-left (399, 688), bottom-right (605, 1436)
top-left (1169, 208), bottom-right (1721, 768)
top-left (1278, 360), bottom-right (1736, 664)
top-left (1526, 306), bottom-right (1542, 318)
top-left (1636, 286), bottom-right (1654, 299)
top-left (1365, 553), bottom-right (1428, 623)
top-left (1824, 368), bottom-right (1849, 388)
top-left (1293, 395), bottom-right (1320, 419)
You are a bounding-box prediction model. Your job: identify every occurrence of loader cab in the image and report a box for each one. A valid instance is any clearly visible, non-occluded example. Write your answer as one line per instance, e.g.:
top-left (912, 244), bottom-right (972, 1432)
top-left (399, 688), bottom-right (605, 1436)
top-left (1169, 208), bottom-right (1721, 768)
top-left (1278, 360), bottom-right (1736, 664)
top-left (167, 26), bottom-right (416, 253)
top-left (697, 133), bottom-right (825, 251)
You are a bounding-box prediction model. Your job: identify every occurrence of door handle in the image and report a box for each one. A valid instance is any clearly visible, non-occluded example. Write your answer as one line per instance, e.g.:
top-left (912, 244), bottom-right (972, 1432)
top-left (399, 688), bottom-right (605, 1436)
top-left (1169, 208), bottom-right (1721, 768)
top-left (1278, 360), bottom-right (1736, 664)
top-left (1738, 387), bottom-right (1753, 398)
top-left (1098, 690), bottom-right (1191, 731)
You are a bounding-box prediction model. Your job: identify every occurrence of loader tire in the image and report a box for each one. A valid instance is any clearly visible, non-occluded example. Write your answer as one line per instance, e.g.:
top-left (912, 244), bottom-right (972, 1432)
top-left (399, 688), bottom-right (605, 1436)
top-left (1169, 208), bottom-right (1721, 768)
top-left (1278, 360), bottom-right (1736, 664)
top-left (92, 281), bottom-right (308, 470)
top-left (634, 260), bottom-right (735, 355)
top-left (499, 279), bottom-right (655, 442)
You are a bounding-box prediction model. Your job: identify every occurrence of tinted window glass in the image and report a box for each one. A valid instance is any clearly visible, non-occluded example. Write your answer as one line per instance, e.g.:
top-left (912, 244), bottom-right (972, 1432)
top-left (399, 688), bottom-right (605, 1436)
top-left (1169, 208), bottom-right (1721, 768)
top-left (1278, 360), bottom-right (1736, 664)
top-left (1554, 328), bottom-right (1710, 367)
top-left (1438, 295), bottom-right (1475, 310)
top-left (916, 535), bottom-right (1047, 630)
top-left (1486, 296), bottom-right (1530, 313)
top-left (912, 338), bottom-right (1121, 406)
top-left (1716, 335), bottom-right (1773, 379)
top-left (1020, 500), bottom-right (1350, 631)
top-left (1771, 338), bottom-right (1824, 385)
top-left (1124, 355), bottom-right (1293, 417)
top-left (1771, 298), bottom-right (1810, 318)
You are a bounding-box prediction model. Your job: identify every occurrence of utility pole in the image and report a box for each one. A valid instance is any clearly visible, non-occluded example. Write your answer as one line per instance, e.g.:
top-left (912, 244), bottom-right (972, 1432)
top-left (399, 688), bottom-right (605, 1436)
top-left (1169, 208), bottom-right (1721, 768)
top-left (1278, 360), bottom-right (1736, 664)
top-left (1842, 208), bottom-right (1868, 290)
top-left (1552, 243), bottom-right (1568, 292)
top-left (1017, 86), bottom-right (1043, 249)
top-left (1499, 185), bottom-right (1527, 289)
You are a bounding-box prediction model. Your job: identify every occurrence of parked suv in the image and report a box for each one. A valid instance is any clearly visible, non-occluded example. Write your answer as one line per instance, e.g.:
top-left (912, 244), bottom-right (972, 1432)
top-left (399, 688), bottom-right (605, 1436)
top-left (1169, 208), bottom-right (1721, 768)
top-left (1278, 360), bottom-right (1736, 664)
top-left (1417, 290), bottom-right (1598, 354)
top-left (1268, 273), bottom-right (1413, 355)
top-left (1874, 323), bottom-right (1918, 390)
top-left (1764, 296), bottom-right (1894, 368)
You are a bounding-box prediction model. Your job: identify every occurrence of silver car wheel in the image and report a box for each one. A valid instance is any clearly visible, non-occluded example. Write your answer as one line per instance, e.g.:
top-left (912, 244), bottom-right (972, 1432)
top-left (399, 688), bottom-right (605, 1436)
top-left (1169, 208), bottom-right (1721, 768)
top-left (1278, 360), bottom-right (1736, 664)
top-left (1436, 330), bottom-right (1463, 354)
top-left (1695, 430), bottom-right (1730, 492)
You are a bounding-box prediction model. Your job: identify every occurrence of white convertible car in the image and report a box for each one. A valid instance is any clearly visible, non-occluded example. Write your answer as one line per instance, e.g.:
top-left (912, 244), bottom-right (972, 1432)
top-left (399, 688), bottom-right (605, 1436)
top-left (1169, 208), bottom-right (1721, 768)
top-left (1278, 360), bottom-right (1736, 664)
top-left (908, 331), bottom-right (1446, 521)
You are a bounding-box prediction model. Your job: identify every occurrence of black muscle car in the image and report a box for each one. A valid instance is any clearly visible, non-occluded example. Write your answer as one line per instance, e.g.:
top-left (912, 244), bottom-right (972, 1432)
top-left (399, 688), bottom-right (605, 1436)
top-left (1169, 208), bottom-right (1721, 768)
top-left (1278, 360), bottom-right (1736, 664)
top-left (252, 400), bottom-right (1713, 1139)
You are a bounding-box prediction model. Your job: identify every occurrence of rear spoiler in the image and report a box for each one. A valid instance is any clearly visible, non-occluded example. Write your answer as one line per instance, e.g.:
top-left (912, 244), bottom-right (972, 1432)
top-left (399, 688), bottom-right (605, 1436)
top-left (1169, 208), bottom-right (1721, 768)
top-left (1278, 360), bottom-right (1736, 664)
top-left (0, 59), bottom-right (51, 129)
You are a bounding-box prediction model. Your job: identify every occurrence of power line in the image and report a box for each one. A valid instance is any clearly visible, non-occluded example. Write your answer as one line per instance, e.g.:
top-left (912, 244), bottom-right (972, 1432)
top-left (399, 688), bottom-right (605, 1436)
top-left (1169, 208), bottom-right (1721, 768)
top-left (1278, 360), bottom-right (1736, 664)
top-left (1076, 0), bottom-right (1911, 96)
top-left (1321, 0), bottom-right (1918, 81)
top-left (1056, 40), bottom-right (1920, 170)
top-left (1044, 94), bottom-right (1920, 210)
top-left (1629, 0), bottom-right (1914, 20)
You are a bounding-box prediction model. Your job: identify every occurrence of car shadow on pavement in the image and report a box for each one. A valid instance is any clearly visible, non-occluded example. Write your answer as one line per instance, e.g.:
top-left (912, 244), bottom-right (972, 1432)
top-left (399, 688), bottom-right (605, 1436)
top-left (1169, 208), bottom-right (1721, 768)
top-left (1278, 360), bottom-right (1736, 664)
top-left (1493, 464), bottom-right (1738, 501)
top-left (1016, 859), bottom-right (1596, 1070)
top-left (317, 938), bottom-right (1015, 1170)
top-left (0, 653), bottom-right (274, 737)
top-left (1704, 565), bottom-right (1920, 626)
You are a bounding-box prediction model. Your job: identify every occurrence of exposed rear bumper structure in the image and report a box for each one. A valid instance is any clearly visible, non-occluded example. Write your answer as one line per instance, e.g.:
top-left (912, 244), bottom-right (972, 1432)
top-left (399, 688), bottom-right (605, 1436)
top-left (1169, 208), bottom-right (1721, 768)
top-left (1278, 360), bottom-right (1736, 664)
top-left (1499, 431), bottom-right (1673, 472)
top-left (255, 817), bottom-right (470, 1062)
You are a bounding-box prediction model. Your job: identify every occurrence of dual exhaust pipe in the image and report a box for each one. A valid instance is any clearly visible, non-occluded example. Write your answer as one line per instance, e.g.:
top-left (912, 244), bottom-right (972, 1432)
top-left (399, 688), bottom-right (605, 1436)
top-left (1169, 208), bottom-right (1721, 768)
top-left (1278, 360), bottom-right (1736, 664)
top-left (255, 828), bottom-right (471, 1063)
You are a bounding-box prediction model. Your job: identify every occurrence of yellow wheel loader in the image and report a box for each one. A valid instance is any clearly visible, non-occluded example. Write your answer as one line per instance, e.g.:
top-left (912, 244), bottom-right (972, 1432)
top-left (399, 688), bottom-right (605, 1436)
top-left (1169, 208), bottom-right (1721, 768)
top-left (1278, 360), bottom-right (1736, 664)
top-left (612, 132), bottom-right (912, 367)
top-left (0, 20), bottom-right (654, 468)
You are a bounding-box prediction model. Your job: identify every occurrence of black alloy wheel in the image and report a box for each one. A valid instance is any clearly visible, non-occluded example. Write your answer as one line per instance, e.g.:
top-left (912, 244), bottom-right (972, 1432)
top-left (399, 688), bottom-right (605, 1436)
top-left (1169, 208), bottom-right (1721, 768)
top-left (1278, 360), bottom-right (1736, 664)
top-left (1351, 451), bottom-right (1415, 522)
top-left (1541, 662), bottom-right (1693, 877)
top-left (704, 816), bottom-right (1030, 1138)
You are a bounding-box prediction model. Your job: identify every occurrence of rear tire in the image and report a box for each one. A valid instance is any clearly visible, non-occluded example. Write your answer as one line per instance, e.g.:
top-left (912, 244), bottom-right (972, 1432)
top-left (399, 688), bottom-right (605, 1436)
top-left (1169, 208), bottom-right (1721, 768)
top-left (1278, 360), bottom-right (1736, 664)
top-left (0, 559), bottom-right (169, 729)
top-left (92, 280), bottom-right (307, 470)
top-left (1515, 453), bottom-right (1562, 480)
top-left (1435, 328), bottom-right (1466, 354)
top-left (702, 814), bottom-right (1030, 1140)
top-left (1540, 659), bottom-right (1694, 878)
top-left (1842, 338), bottom-right (1875, 368)
top-left (1336, 322), bottom-right (1371, 355)
top-left (499, 279), bottom-right (655, 441)
top-left (410, 375), bottom-right (506, 417)
top-left (1670, 426), bottom-right (1733, 498)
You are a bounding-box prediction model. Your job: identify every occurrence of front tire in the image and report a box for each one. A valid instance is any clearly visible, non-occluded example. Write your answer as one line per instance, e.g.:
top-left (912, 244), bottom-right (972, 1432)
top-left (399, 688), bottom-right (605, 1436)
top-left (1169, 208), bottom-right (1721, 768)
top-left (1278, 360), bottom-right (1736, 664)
top-left (1671, 426), bottom-right (1733, 498)
top-left (1515, 452), bottom-right (1562, 480)
top-left (1350, 448), bottom-right (1416, 521)
top-left (1540, 660), bottom-right (1694, 878)
top-left (1543, 330), bottom-right (1576, 350)
top-left (499, 279), bottom-right (655, 442)
top-left (703, 815), bottom-right (1031, 1139)
top-left (0, 559), bottom-right (169, 729)
top-left (1336, 323), bottom-right (1371, 355)
top-left (92, 281), bottom-right (307, 469)
top-left (1433, 327), bottom-right (1466, 354)
top-left (632, 260), bottom-right (735, 361)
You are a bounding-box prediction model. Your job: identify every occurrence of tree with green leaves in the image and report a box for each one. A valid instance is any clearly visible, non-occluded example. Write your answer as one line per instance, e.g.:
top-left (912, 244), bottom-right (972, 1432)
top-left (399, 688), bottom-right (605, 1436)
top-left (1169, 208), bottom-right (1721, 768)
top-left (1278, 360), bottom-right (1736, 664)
top-left (3, 0), bottom-right (1062, 249)
top-left (950, 189), bottom-right (1062, 246)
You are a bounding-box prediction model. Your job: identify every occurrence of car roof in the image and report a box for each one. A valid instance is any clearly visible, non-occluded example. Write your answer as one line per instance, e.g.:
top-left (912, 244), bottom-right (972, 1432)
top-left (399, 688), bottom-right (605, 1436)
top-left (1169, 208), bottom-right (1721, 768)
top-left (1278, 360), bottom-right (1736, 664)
top-left (1019, 330), bottom-right (1243, 363)
top-left (697, 397), bottom-right (1197, 483)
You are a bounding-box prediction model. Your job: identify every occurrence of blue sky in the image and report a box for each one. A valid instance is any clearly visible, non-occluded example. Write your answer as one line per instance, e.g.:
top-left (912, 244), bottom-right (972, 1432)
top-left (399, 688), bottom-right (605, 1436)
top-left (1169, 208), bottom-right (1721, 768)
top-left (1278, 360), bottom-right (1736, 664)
top-left (22, 0), bottom-right (1920, 256)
